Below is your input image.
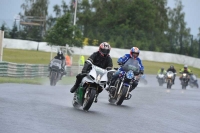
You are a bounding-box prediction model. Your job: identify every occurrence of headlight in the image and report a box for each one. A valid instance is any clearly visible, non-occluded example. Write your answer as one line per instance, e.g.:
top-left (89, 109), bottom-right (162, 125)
top-left (167, 73), bottom-right (173, 78)
top-left (183, 73), bottom-right (186, 77)
top-left (126, 70), bottom-right (134, 79)
top-left (158, 74), bottom-right (164, 78)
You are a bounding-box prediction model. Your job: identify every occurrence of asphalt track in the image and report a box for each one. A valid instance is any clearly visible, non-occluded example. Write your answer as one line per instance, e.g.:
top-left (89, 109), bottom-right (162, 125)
top-left (0, 75), bottom-right (200, 133)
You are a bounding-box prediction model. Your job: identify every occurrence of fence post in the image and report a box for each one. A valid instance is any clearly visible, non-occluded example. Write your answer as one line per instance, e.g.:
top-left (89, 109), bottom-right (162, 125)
top-left (0, 30), bottom-right (4, 62)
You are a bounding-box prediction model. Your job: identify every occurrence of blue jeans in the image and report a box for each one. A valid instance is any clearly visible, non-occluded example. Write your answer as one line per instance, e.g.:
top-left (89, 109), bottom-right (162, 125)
top-left (110, 70), bottom-right (121, 86)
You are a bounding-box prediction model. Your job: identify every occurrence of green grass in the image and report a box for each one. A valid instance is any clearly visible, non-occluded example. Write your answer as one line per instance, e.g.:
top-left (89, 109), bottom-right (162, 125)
top-left (1, 48), bottom-right (200, 84)
top-left (0, 76), bottom-right (76, 85)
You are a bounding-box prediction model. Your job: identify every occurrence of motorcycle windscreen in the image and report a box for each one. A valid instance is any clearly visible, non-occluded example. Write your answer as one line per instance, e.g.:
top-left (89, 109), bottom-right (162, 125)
top-left (93, 65), bottom-right (106, 82)
top-left (121, 58), bottom-right (140, 74)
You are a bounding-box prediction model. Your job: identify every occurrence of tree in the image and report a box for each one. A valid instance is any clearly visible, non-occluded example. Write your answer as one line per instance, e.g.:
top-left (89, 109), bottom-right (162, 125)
top-left (10, 21), bottom-right (18, 38)
top-left (167, 0), bottom-right (191, 55)
top-left (1, 23), bottom-right (10, 38)
top-left (20, 0), bottom-right (49, 40)
top-left (45, 13), bottom-right (83, 47)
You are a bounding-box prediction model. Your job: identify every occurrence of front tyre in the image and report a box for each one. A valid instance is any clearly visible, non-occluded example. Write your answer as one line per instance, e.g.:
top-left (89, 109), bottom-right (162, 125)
top-left (50, 71), bottom-right (57, 86)
top-left (83, 89), bottom-right (96, 111)
top-left (116, 86), bottom-right (128, 105)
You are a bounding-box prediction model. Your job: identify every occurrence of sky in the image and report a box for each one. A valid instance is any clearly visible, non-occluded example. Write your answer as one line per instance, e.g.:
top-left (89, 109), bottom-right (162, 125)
top-left (0, 0), bottom-right (200, 36)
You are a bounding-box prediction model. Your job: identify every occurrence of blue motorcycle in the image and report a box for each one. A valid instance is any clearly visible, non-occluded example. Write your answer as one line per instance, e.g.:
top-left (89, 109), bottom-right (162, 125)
top-left (107, 60), bottom-right (140, 105)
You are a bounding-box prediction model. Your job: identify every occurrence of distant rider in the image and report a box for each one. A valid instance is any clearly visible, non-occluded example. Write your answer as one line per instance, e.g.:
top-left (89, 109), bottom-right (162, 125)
top-left (157, 68), bottom-right (167, 75)
top-left (48, 50), bottom-right (66, 79)
top-left (167, 65), bottom-right (176, 84)
top-left (107, 47), bottom-right (144, 93)
top-left (156, 67), bottom-right (167, 79)
top-left (70, 42), bottom-right (113, 103)
top-left (179, 65), bottom-right (192, 81)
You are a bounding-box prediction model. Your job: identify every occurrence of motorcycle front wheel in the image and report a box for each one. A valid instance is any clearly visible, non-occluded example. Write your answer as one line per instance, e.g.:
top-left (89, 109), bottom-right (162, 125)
top-left (83, 89), bottom-right (96, 111)
top-left (116, 86), bottom-right (128, 105)
top-left (167, 80), bottom-right (171, 89)
top-left (50, 71), bottom-right (57, 86)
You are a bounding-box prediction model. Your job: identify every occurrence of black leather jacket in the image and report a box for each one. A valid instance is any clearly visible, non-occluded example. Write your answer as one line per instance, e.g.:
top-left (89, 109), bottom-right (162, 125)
top-left (167, 68), bottom-right (176, 73)
top-left (88, 51), bottom-right (113, 70)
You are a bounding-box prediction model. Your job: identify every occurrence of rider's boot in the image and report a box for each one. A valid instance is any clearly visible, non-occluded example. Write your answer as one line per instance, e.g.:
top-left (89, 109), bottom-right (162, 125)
top-left (70, 78), bottom-right (82, 93)
top-left (130, 80), bottom-right (138, 92)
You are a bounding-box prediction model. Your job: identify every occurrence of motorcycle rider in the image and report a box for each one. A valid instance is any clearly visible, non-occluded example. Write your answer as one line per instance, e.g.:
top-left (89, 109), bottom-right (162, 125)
top-left (48, 50), bottom-right (66, 79)
top-left (156, 67), bottom-right (167, 81)
top-left (179, 65), bottom-right (192, 81)
top-left (157, 68), bottom-right (167, 75)
top-left (167, 65), bottom-right (176, 84)
top-left (70, 42), bottom-right (113, 102)
top-left (107, 47), bottom-right (144, 93)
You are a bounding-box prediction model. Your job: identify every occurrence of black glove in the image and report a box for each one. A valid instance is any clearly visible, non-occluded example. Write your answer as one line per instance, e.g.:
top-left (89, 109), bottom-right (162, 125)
top-left (140, 70), bottom-right (144, 74)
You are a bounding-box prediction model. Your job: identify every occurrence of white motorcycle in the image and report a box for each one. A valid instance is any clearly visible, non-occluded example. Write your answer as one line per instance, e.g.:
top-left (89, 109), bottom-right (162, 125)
top-left (166, 71), bottom-right (175, 89)
top-left (72, 60), bottom-right (114, 111)
top-left (49, 59), bottom-right (63, 86)
top-left (157, 73), bottom-right (165, 86)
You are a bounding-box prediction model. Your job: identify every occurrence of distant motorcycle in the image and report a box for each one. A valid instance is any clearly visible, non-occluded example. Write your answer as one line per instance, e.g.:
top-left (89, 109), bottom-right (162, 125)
top-left (180, 72), bottom-right (189, 89)
top-left (49, 59), bottom-right (63, 86)
top-left (166, 71), bottom-right (175, 89)
top-left (107, 60), bottom-right (140, 105)
top-left (72, 60), bottom-right (112, 111)
top-left (188, 74), bottom-right (199, 88)
top-left (157, 73), bottom-right (165, 86)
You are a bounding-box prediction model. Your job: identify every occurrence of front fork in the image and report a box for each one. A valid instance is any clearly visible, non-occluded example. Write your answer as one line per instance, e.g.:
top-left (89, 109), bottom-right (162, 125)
top-left (117, 79), bottom-right (131, 98)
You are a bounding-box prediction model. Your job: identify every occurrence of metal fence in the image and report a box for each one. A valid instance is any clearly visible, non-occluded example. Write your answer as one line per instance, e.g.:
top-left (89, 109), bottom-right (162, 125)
top-left (0, 61), bottom-right (48, 78)
top-left (0, 61), bottom-right (82, 78)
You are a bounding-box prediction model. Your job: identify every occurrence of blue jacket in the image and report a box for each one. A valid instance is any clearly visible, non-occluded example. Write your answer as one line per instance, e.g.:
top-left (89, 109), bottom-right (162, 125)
top-left (117, 54), bottom-right (144, 71)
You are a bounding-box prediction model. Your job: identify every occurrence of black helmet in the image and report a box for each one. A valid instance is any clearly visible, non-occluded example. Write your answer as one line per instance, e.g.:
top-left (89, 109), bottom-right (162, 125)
top-left (161, 68), bottom-right (164, 72)
top-left (57, 50), bottom-right (63, 57)
top-left (99, 42), bottom-right (111, 57)
top-left (170, 65), bottom-right (174, 69)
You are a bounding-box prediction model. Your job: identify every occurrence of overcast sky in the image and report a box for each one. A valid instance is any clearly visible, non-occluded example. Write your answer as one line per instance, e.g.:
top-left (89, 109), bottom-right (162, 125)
top-left (0, 0), bottom-right (200, 36)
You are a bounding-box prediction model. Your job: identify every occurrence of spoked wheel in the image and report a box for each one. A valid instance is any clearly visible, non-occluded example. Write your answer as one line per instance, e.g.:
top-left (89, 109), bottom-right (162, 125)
top-left (116, 86), bottom-right (128, 105)
top-left (83, 89), bottom-right (96, 111)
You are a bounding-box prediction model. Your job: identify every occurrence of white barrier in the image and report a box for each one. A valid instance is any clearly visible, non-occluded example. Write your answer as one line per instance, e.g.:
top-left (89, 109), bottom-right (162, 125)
top-left (3, 38), bottom-right (200, 68)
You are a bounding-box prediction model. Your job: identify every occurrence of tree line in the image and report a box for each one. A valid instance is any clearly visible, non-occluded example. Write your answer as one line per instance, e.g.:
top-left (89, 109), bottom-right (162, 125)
top-left (1, 0), bottom-right (200, 58)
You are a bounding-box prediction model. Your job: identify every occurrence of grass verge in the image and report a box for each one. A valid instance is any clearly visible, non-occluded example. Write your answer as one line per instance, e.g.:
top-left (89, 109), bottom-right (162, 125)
top-left (0, 76), bottom-right (76, 85)
top-left (1, 48), bottom-right (200, 84)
